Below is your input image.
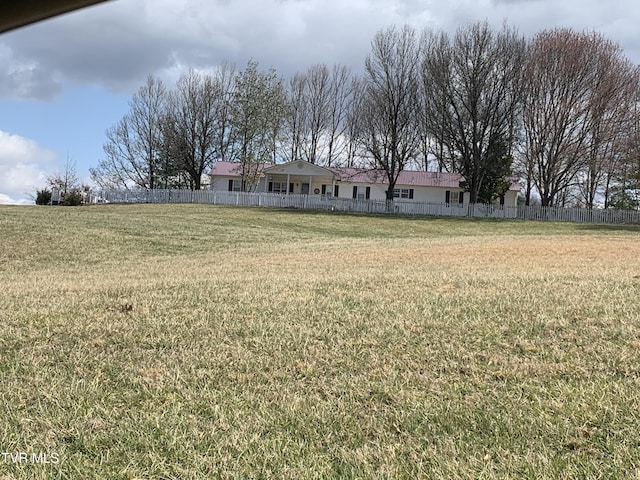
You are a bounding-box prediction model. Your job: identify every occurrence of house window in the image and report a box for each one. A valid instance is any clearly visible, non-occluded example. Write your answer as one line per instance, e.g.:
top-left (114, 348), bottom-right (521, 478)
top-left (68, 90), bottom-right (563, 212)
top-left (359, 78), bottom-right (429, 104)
top-left (445, 191), bottom-right (464, 204)
top-left (228, 179), bottom-right (242, 192)
top-left (352, 186), bottom-right (371, 200)
top-left (393, 188), bottom-right (414, 199)
top-left (269, 181), bottom-right (288, 194)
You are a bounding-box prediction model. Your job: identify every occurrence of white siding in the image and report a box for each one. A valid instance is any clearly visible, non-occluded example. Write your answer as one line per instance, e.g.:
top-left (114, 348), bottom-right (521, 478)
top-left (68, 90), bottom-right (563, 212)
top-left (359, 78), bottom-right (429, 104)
top-left (212, 174), bottom-right (517, 206)
top-left (211, 175), bottom-right (268, 193)
top-left (335, 182), bottom-right (466, 204)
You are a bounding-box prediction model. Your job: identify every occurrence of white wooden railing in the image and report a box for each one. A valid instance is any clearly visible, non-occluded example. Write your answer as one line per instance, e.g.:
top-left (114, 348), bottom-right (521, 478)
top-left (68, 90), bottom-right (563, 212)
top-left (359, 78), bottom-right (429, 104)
top-left (88, 189), bottom-right (640, 224)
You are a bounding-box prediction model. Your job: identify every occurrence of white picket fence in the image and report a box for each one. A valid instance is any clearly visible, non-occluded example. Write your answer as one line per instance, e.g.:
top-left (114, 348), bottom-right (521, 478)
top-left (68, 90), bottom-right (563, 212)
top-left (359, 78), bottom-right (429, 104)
top-left (90, 189), bottom-right (640, 224)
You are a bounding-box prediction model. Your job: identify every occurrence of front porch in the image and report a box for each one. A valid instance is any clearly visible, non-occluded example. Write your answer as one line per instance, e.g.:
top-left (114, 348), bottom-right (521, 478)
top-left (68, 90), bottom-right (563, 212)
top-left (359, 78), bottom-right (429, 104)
top-left (263, 161), bottom-right (338, 196)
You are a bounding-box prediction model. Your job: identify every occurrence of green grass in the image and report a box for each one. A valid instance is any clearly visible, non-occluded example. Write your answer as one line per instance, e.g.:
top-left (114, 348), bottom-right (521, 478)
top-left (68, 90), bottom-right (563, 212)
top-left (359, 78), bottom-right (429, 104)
top-left (1, 204), bottom-right (640, 479)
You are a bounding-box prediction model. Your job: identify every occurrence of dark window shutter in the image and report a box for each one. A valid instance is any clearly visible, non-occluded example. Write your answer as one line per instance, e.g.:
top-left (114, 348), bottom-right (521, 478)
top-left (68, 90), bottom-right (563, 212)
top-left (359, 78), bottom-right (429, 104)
top-left (500, 195), bottom-right (505, 205)
top-left (352, 186), bottom-right (358, 199)
top-left (409, 189), bottom-right (414, 199)
top-left (321, 184), bottom-right (326, 195)
top-left (289, 183), bottom-right (294, 193)
top-left (459, 192), bottom-right (464, 204)
top-left (268, 181), bottom-right (273, 192)
top-left (445, 191), bottom-right (450, 204)
top-left (334, 185), bottom-right (339, 197)
top-left (228, 179), bottom-right (234, 192)
top-left (365, 186), bottom-right (371, 199)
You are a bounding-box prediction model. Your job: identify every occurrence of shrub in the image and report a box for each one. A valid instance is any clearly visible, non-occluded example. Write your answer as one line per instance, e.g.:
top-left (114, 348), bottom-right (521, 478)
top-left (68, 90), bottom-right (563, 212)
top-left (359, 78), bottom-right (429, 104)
top-left (35, 189), bottom-right (52, 205)
top-left (60, 190), bottom-right (84, 206)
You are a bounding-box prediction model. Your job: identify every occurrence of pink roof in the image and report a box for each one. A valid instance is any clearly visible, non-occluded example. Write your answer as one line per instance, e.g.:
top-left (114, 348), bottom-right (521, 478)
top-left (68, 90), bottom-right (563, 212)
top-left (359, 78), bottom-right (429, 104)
top-left (210, 162), bottom-right (268, 176)
top-left (210, 161), bottom-right (520, 191)
top-left (327, 167), bottom-right (465, 189)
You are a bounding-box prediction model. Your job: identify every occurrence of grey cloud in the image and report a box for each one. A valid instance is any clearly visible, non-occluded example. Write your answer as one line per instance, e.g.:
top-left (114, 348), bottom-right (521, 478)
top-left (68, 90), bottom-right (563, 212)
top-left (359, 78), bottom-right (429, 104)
top-left (0, 0), bottom-right (415, 97)
top-left (1, 2), bottom-right (182, 95)
top-left (1, 0), bottom-right (639, 102)
top-left (0, 46), bottom-right (62, 100)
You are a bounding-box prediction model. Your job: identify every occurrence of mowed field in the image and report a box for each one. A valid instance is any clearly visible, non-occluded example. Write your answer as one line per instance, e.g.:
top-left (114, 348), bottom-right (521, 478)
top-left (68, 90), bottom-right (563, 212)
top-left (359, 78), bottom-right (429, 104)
top-left (1, 204), bottom-right (640, 479)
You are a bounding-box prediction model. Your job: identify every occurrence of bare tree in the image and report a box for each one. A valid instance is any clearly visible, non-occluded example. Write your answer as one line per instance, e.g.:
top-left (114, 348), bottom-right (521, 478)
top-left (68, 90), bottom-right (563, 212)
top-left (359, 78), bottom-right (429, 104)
top-left (419, 32), bottom-right (455, 173)
top-left (92, 75), bottom-right (167, 189)
top-left (606, 94), bottom-right (640, 209)
top-left (343, 76), bottom-right (365, 167)
top-left (47, 156), bottom-right (82, 205)
top-left (284, 72), bottom-right (308, 163)
top-left (575, 54), bottom-right (639, 208)
top-left (521, 29), bottom-right (632, 206)
top-left (512, 146), bottom-right (536, 205)
top-left (211, 62), bottom-right (236, 164)
top-left (359, 25), bottom-right (422, 202)
top-left (324, 64), bottom-right (355, 166)
top-left (284, 64), bottom-right (354, 166)
top-left (162, 69), bottom-right (225, 189)
top-left (301, 64), bottom-right (331, 164)
top-left (422, 21), bottom-right (526, 203)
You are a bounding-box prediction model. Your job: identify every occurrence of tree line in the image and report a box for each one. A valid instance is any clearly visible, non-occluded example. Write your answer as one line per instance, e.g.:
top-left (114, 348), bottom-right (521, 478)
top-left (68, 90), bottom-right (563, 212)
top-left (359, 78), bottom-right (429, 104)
top-left (91, 21), bottom-right (640, 208)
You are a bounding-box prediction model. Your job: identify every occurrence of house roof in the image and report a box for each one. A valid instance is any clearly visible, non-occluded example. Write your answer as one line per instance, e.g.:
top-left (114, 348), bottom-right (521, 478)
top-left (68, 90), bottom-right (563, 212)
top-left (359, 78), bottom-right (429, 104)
top-left (328, 167), bottom-right (467, 189)
top-left (210, 162), bottom-right (258, 176)
top-left (210, 161), bottom-right (520, 191)
top-left (264, 160), bottom-right (337, 177)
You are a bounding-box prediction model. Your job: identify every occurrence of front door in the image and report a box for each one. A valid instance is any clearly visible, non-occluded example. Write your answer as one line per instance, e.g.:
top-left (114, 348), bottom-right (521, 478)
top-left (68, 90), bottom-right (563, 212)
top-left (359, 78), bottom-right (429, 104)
top-left (301, 183), bottom-right (310, 195)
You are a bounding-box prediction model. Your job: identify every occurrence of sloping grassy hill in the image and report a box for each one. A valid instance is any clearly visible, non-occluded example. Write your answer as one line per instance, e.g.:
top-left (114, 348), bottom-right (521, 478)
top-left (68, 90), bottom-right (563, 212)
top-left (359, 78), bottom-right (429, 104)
top-left (1, 204), bottom-right (640, 479)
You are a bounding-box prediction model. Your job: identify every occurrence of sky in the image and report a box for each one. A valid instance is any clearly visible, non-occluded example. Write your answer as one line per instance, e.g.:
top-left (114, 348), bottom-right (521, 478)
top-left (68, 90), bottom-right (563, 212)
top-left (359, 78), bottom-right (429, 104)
top-left (1, 0), bottom-right (640, 204)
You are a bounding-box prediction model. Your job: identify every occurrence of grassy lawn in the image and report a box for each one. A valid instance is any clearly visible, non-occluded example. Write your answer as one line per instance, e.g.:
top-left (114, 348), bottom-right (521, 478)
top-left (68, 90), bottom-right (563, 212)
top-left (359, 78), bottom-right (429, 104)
top-left (1, 204), bottom-right (640, 479)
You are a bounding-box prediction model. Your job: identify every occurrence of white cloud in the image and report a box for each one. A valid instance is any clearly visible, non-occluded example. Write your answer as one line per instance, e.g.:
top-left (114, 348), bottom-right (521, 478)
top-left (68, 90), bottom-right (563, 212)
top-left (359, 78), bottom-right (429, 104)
top-left (0, 130), bottom-right (57, 204)
top-left (0, 194), bottom-right (35, 206)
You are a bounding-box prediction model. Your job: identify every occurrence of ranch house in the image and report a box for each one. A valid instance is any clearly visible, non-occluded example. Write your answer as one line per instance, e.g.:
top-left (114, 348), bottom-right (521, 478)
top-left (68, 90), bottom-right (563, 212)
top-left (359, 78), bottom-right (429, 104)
top-left (210, 160), bottom-right (520, 206)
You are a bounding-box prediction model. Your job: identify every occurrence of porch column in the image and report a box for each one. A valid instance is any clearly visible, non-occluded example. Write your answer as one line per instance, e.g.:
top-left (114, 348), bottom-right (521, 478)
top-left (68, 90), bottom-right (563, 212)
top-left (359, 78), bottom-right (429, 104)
top-left (308, 175), bottom-right (312, 195)
top-left (287, 173), bottom-right (291, 195)
top-left (331, 178), bottom-right (336, 197)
